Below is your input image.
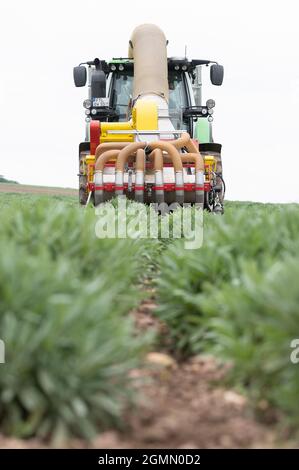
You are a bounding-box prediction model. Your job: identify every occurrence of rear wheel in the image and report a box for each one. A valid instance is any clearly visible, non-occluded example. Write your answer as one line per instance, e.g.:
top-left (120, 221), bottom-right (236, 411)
top-left (79, 151), bottom-right (89, 205)
top-left (79, 176), bottom-right (88, 205)
top-left (214, 152), bottom-right (224, 203)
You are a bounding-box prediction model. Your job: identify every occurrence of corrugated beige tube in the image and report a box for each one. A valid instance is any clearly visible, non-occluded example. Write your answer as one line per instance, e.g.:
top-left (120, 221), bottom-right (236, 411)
top-left (95, 142), bottom-right (130, 160)
top-left (185, 139), bottom-right (200, 154)
top-left (135, 149), bottom-right (145, 202)
top-left (128, 24), bottom-right (169, 101)
top-left (136, 148), bottom-right (145, 172)
top-left (149, 148), bottom-right (163, 171)
top-left (95, 150), bottom-right (121, 171)
top-left (180, 153), bottom-right (204, 204)
top-left (149, 148), bottom-right (164, 203)
top-left (169, 132), bottom-right (199, 154)
top-left (168, 132), bottom-right (190, 149)
top-left (180, 153), bottom-right (204, 172)
top-left (148, 141), bottom-right (184, 203)
top-left (115, 142), bottom-right (147, 195)
top-left (116, 142), bottom-right (146, 172)
top-left (94, 150), bottom-right (122, 206)
top-left (148, 141), bottom-right (182, 172)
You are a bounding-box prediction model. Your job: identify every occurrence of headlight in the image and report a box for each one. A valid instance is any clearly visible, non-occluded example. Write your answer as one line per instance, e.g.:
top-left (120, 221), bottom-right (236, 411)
top-left (206, 99), bottom-right (216, 109)
top-left (208, 115), bottom-right (213, 122)
top-left (85, 109), bottom-right (91, 115)
top-left (83, 99), bottom-right (92, 109)
top-left (182, 65), bottom-right (187, 71)
top-left (202, 108), bottom-right (208, 115)
top-left (85, 117), bottom-right (91, 122)
top-left (174, 65), bottom-right (180, 71)
top-left (110, 64), bottom-right (116, 71)
top-left (91, 108), bottom-right (97, 115)
top-left (118, 64), bottom-right (124, 71)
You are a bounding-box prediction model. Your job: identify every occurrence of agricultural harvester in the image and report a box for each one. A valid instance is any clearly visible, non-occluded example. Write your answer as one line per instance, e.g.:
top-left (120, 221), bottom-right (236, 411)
top-left (73, 24), bottom-right (225, 212)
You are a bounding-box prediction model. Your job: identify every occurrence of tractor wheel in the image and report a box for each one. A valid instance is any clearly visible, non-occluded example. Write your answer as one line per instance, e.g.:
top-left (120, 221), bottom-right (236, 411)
top-left (214, 152), bottom-right (225, 203)
top-left (94, 191), bottom-right (105, 206)
top-left (79, 176), bottom-right (88, 205)
top-left (79, 151), bottom-right (89, 205)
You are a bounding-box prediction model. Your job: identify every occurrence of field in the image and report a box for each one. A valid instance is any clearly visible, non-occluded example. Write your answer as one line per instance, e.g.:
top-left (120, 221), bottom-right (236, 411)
top-left (0, 185), bottom-right (298, 448)
top-left (0, 183), bottom-right (77, 197)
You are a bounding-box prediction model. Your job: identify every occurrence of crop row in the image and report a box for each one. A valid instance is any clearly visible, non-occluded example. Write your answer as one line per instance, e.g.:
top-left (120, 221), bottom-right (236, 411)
top-left (0, 196), bottom-right (158, 440)
top-left (156, 203), bottom-right (299, 423)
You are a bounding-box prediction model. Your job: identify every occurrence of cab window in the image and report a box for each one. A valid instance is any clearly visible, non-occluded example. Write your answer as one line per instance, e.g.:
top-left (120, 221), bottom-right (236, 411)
top-left (111, 70), bottom-right (188, 129)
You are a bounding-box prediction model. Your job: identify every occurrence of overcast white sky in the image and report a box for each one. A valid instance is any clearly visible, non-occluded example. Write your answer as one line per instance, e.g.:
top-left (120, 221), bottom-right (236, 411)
top-left (0, 0), bottom-right (298, 202)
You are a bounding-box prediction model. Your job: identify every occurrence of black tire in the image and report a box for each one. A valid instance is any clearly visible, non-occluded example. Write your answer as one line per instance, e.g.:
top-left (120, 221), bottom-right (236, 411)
top-left (79, 180), bottom-right (88, 205)
top-left (94, 191), bottom-right (105, 206)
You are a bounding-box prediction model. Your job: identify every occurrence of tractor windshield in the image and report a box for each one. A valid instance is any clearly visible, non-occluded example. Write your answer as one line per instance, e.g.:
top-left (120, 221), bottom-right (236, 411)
top-left (168, 71), bottom-right (188, 130)
top-left (111, 72), bottom-right (134, 121)
top-left (111, 70), bottom-right (188, 129)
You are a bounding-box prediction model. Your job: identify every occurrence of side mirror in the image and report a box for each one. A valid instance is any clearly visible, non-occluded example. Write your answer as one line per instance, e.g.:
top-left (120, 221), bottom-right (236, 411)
top-left (91, 69), bottom-right (107, 98)
top-left (210, 64), bottom-right (224, 86)
top-left (73, 66), bottom-right (87, 87)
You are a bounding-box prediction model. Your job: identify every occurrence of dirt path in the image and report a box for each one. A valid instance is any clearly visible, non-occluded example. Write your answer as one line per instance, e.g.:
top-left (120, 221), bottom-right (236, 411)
top-left (94, 358), bottom-right (276, 449)
top-left (90, 298), bottom-right (277, 449)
